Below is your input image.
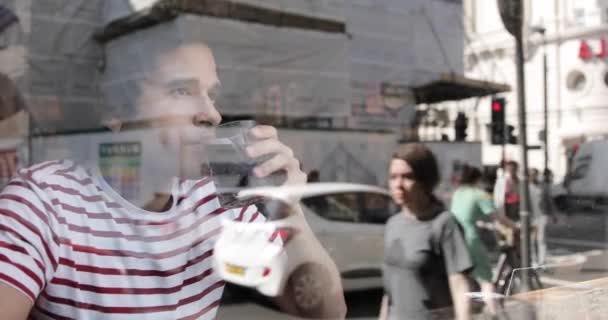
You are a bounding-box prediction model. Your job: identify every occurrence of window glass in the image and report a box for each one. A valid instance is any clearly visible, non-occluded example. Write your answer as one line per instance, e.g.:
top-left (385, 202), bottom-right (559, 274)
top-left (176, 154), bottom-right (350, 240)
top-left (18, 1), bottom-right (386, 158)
top-left (360, 193), bottom-right (394, 224)
top-left (303, 193), bottom-right (360, 222)
top-left (303, 192), bottom-right (394, 224)
top-left (574, 8), bottom-right (586, 26)
top-left (566, 70), bottom-right (587, 91)
top-left (3, 1), bottom-right (607, 319)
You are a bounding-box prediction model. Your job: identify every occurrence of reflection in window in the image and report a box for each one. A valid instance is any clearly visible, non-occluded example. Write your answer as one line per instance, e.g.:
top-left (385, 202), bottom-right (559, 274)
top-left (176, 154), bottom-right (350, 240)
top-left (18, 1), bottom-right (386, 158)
top-left (0, 72), bottom-right (24, 121)
top-left (303, 193), bottom-right (358, 222)
top-left (303, 192), bottom-right (394, 224)
top-left (361, 193), bottom-right (394, 224)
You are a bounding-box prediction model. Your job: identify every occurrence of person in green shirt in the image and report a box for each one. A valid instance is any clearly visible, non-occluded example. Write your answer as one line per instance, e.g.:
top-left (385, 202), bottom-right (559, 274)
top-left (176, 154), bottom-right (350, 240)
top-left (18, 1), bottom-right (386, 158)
top-left (450, 165), bottom-right (517, 314)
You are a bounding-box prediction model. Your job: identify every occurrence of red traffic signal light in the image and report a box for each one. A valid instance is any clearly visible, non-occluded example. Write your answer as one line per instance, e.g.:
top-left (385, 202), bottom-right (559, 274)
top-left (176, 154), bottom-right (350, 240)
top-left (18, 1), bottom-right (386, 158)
top-left (491, 97), bottom-right (506, 123)
top-left (490, 97), bottom-right (506, 145)
top-left (492, 101), bottom-right (502, 112)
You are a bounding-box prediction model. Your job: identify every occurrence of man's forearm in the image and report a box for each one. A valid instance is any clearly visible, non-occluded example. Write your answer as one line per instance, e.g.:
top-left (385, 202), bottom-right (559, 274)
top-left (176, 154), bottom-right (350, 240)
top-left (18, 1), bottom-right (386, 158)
top-left (273, 208), bottom-right (346, 319)
top-left (378, 294), bottom-right (389, 320)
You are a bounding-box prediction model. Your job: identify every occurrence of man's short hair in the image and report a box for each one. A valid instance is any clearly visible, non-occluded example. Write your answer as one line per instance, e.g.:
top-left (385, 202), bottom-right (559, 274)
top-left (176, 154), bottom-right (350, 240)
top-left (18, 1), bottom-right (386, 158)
top-left (100, 16), bottom-right (211, 122)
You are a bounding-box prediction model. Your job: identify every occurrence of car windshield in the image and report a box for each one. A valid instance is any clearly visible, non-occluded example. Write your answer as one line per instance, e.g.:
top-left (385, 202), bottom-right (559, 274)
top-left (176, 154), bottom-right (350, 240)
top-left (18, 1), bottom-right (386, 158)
top-left (0, 1), bottom-right (606, 319)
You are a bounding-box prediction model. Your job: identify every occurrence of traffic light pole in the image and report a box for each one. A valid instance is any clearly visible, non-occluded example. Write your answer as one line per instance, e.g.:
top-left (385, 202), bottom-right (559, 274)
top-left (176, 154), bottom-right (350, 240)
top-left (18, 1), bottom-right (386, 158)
top-left (515, 24), bottom-right (533, 292)
top-left (541, 32), bottom-right (553, 222)
top-left (543, 37), bottom-right (549, 181)
top-left (502, 126), bottom-right (506, 165)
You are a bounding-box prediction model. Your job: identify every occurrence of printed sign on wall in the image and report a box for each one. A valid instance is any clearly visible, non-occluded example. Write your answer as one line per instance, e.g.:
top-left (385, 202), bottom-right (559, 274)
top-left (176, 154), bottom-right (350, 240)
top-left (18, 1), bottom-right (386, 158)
top-left (99, 142), bottom-right (142, 201)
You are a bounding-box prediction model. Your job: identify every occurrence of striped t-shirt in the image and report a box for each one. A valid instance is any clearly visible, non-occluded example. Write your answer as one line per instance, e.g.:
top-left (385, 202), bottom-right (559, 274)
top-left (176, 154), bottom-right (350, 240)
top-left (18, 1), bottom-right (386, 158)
top-left (0, 160), bottom-right (264, 319)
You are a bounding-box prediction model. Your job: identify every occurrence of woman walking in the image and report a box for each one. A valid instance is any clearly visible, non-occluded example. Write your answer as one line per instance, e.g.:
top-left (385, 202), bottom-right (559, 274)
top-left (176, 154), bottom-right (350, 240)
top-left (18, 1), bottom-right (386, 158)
top-left (379, 144), bottom-right (473, 320)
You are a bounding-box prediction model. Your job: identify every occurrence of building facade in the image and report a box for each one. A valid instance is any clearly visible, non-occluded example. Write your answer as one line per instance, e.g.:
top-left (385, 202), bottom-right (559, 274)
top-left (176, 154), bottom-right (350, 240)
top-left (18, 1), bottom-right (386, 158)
top-left (1, 0), bottom-right (465, 135)
top-left (464, 0), bottom-right (608, 178)
top-left (0, 0), bottom-right (467, 190)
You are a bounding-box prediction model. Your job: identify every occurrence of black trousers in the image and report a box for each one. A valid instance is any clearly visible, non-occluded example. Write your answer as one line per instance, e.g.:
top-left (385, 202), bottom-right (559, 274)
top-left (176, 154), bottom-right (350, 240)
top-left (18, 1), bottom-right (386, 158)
top-left (505, 202), bottom-right (520, 221)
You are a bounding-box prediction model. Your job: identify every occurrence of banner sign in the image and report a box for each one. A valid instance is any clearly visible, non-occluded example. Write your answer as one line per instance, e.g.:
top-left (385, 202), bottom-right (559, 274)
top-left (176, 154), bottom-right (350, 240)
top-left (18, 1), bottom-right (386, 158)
top-left (350, 82), bottom-right (417, 131)
top-left (99, 142), bottom-right (142, 201)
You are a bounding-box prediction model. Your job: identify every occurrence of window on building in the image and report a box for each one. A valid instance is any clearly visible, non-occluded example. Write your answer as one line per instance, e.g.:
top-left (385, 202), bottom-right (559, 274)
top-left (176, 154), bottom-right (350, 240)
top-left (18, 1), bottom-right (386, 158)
top-left (602, 7), bottom-right (608, 25)
top-left (566, 70), bottom-right (587, 92)
top-left (464, 0), bottom-right (476, 34)
top-left (573, 8), bottom-right (586, 27)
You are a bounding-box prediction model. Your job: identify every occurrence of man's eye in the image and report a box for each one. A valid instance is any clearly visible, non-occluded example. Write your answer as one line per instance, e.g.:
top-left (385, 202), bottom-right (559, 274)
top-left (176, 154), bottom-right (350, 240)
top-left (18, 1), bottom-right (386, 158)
top-left (208, 89), bottom-right (220, 102)
top-left (169, 88), bottom-right (193, 97)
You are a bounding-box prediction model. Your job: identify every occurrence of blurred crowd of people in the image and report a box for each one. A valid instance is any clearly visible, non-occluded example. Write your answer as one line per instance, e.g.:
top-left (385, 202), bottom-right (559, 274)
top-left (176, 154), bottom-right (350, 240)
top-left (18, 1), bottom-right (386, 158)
top-left (381, 143), bottom-right (554, 320)
top-left (492, 161), bottom-right (553, 267)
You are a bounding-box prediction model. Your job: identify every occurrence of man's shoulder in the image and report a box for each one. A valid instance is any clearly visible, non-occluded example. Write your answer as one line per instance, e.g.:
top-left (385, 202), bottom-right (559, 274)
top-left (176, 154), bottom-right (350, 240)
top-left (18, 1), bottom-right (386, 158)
top-left (12, 160), bottom-right (94, 196)
top-left (18, 160), bottom-right (83, 181)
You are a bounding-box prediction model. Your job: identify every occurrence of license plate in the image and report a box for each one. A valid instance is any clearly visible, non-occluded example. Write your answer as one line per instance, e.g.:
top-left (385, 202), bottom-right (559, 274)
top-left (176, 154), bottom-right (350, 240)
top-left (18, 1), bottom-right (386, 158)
top-left (225, 263), bottom-right (246, 276)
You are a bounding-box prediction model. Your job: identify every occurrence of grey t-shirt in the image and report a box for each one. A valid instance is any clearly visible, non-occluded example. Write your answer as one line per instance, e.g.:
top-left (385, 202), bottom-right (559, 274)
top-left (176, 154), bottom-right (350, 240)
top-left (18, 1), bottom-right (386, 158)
top-left (383, 207), bottom-right (473, 320)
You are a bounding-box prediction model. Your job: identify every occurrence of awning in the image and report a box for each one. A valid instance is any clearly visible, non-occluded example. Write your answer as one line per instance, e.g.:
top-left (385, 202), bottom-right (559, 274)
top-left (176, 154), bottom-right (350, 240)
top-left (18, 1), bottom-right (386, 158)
top-left (94, 0), bottom-right (345, 43)
top-left (412, 72), bottom-right (511, 104)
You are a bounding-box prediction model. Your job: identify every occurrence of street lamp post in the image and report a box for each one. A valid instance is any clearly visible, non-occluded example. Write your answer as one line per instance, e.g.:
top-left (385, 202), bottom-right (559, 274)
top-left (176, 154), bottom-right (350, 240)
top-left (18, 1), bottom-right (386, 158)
top-left (531, 26), bottom-right (550, 186)
top-left (515, 24), bottom-right (533, 293)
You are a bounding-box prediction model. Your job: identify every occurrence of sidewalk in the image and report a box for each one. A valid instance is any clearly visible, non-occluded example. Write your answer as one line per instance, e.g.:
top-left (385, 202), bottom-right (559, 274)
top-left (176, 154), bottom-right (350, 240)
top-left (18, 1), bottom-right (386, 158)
top-left (539, 249), bottom-right (608, 286)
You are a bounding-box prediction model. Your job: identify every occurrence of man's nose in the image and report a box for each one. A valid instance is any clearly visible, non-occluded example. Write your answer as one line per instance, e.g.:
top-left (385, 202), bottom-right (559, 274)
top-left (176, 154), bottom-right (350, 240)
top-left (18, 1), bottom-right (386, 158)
top-left (193, 106), bottom-right (221, 127)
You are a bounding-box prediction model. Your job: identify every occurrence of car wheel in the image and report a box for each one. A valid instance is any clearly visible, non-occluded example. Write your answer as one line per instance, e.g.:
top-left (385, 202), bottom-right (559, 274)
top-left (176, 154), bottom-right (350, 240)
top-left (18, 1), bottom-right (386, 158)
top-left (288, 263), bottom-right (330, 315)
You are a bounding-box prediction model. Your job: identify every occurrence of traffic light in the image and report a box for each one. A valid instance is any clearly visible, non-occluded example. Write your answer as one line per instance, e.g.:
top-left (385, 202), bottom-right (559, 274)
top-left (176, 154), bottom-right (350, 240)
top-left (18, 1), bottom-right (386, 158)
top-left (490, 97), bottom-right (506, 145)
top-left (454, 112), bottom-right (468, 141)
top-left (506, 124), bottom-right (517, 144)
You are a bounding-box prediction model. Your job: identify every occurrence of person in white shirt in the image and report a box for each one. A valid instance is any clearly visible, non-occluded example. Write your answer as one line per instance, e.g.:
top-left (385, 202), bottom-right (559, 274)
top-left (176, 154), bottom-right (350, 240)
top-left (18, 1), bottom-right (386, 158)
top-left (528, 168), bottom-right (548, 266)
top-left (494, 163), bottom-right (548, 266)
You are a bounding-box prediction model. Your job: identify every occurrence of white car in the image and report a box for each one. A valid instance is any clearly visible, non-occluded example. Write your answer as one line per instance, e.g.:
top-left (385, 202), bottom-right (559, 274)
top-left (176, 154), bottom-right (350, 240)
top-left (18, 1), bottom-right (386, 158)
top-left (213, 183), bottom-right (393, 305)
top-left (299, 183), bottom-right (394, 291)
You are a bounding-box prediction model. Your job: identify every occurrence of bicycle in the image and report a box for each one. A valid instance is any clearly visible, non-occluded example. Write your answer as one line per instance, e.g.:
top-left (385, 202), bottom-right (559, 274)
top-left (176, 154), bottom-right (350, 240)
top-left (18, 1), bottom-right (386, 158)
top-left (478, 222), bottom-right (543, 296)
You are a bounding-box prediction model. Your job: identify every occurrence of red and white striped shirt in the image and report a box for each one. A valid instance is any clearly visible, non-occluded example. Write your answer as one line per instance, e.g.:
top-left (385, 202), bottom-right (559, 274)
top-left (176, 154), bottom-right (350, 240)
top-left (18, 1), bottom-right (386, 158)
top-left (0, 160), bottom-right (264, 319)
